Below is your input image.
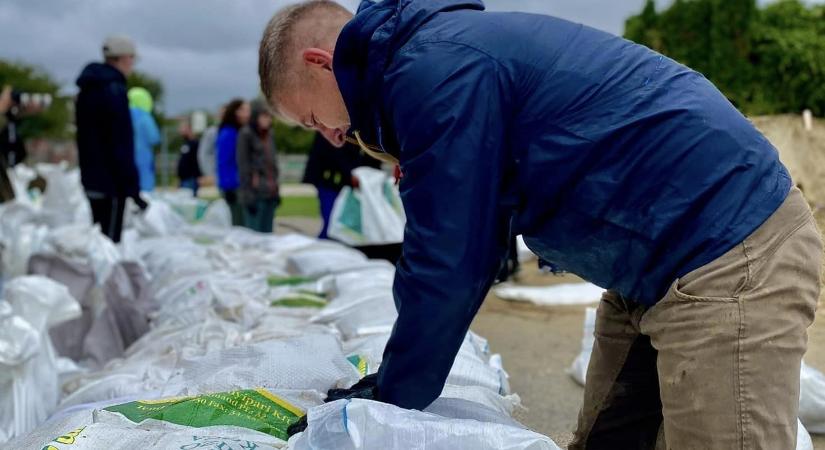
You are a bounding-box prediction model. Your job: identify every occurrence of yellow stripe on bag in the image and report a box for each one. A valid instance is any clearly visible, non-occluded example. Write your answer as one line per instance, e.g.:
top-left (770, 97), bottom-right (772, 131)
top-left (255, 388), bottom-right (304, 417)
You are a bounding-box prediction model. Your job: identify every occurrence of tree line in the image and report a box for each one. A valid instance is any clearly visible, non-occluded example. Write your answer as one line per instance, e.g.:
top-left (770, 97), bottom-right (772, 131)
top-left (625, 0), bottom-right (825, 116)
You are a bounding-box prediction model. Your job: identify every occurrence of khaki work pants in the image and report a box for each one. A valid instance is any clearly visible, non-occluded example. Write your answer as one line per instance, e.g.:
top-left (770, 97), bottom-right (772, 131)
top-left (570, 188), bottom-right (823, 450)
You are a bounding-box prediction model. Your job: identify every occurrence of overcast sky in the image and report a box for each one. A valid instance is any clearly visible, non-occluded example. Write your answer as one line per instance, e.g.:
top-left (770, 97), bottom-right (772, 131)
top-left (0, 0), bottom-right (818, 114)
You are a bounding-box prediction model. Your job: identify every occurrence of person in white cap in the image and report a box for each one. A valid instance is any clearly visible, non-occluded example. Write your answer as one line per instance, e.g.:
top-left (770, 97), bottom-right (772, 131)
top-left (75, 35), bottom-right (144, 242)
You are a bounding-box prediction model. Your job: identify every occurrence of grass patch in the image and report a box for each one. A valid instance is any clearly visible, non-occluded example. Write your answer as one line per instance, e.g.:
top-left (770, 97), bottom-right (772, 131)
top-left (278, 195), bottom-right (320, 218)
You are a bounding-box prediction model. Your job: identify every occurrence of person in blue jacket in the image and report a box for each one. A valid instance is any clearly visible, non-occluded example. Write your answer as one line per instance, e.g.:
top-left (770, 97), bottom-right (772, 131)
top-left (260, 1), bottom-right (823, 448)
top-left (215, 98), bottom-right (251, 226)
top-left (127, 87), bottom-right (160, 192)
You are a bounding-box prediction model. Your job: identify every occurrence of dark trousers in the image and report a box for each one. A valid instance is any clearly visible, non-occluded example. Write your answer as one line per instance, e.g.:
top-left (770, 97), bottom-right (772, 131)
top-left (317, 186), bottom-right (339, 239)
top-left (222, 190), bottom-right (244, 227)
top-left (89, 196), bottom-right (126, 243)
top-left (180, 177), bottom-right (199, 196)
top-left (242, 198), bottom-right (278, 233)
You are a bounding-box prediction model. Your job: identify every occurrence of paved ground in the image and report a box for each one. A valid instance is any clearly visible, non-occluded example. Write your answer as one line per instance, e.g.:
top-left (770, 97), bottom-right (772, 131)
top-left (278, 215), bottom-right (825, 448)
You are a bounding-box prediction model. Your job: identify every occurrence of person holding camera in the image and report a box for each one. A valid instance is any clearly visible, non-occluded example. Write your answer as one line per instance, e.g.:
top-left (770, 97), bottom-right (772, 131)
top-left (75, 35), bottom-right (144, 242)
top-left (0, 86), bottom-right (14, 202)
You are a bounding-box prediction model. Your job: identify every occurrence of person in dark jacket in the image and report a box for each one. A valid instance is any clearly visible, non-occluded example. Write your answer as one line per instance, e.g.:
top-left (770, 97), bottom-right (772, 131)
top-left (236, 101), bottom-right (280, 233)
top-left (177, 120), bottom-right (202, 196)
top-left (75, 35), bottom-right (144, 243)
top-left (302, 132), bottom-right (380, 239)
top-left (216, 99), bottom-right (251, 226)
top-left (260, 2), bottom-right (823, 448)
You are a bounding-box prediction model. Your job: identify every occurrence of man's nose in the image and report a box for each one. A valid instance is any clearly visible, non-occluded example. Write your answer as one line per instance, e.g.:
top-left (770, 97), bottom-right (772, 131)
top-left (317, 125), bottom-right (345, 148)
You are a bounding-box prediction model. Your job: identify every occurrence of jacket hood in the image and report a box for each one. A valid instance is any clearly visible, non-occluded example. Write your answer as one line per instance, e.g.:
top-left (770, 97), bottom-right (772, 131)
top-left (128, 87), bottom-right (153, 112)
top-left (249, 100), bottom-right (272, 134)
top-left (76, 62), bottom-right (126, 89)
top-left (333, 0), bottom-right (484, 153)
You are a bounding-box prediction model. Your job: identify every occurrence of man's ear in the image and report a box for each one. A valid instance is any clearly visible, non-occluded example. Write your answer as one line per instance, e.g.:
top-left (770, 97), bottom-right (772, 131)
top-left (302, 48), bottom-right (334, 72)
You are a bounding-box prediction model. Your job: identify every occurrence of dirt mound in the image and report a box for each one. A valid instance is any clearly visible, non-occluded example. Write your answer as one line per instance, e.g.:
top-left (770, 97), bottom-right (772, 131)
top-left (753, 114), bottom-right (825, 208)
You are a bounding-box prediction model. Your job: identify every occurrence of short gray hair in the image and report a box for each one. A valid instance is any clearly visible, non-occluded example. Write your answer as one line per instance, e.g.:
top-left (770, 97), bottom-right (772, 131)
top-left (258, 1), bottom-right (352, 108)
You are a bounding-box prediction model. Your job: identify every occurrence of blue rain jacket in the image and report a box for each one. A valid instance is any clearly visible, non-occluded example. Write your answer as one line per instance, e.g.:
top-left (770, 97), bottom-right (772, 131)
top-left (130, 107), bottom-right (160, 192)
top-left (334, 0), bottom-right (791, 410)
top-left (216, 126), bottom-right (240, 191)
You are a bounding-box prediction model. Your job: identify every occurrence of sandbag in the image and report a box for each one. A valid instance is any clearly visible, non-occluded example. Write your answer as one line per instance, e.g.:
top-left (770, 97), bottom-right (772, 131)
top-left (568, 307), bottom-right (597, 386)
top-left (36, 164), bottom-right (92, 228)
top-left (494, 282), bottom-right (604, 306)
top-left (798, 418), bottom-right (814, 450)
top-left (0, 277), bottom-right (81, 443)
top-left (202, 198), bottom-right (232, 228)
top-left (289, 399), bottom-right (560, 450)
top-left (800, 361), bottom-right (825, 434)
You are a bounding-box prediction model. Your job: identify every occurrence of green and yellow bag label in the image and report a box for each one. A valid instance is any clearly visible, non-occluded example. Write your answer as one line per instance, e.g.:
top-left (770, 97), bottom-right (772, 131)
top-left (41, 427), bottom-right (86, 449)
top-left (347, 355), bottom-right (369, 377)
top-left (103, 388), bottom-right (303, 441)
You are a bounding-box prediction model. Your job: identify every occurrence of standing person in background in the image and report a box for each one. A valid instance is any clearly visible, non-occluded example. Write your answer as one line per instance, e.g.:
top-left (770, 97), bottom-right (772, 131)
top-left (177, 120), bottom-right (201, 196)
top-left (197, 105), bottom-right (224, 184)
top-left (302, 132), bottom-right (380, 239)
top-left (75, 35), bottom-right (144, 243)
top-left (237, 101), bottom-right (280, 233)
top-left (127, 87), bottom-right (160, 193)
top-left (0, 86), bottom-right (14, 202)
top-left (216, 99), bottom-right (250, 226)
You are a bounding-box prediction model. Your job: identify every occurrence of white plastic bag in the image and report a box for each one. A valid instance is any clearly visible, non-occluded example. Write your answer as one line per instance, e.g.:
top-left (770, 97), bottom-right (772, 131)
top-left (42, 225), bottom-right (122, 285)
top-left (201, 198), bottom-right (232, 228)
top-left (495, 282), bottom-right (604, 306)
top-left (0, 302), bottom-right (40, 443)
top-left (800, 361), bottom-right (825, 434)
top-left (328, 167), bottom-right (405, 245)
top-left (568, 307), bottom-right (597, 386)
top-left (7, 164), bottom-right (37, 205)
top-left (289, 399), bottom-right (561, 450)
top-left (36, 163), bottom-right (92, 228)
top-left (798, 418), bottom-right (814, 450)
top-left (0, 276), bottom-right (81, 443)
top-left (132, 199), bottom-right (188, 237)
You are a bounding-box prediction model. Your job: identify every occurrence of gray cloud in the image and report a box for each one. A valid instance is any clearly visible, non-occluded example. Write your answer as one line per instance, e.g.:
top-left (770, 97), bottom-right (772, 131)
top-left (0, 0), bottom-right (819, 114)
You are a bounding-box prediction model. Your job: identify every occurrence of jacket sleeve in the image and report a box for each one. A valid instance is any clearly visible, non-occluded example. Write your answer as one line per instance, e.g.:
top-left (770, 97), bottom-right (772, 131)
top-left (146, 115), bottom-right (161, 147)
top-left (197, 127), bottom-right (214, 176)
top-left (108, 83), bottom-right (139, 197)
top-left (235, 128), bottom-right (253, 201)
top-left (376, 44), bottom-right (511, 410)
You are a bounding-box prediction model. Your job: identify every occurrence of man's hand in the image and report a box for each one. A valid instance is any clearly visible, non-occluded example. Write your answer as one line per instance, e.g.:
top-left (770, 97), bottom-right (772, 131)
top-left (132, 195), bottom-right (148, 211)
top-left (286, 374), bottom-right (380, 438)
top-left (0, 86), bottom-right (12, 116)
top-left (350, 175), bottom-right (360, 189)
top-left (326, 373), bottom-right (379, 402)
top-left (286, 415), bottom-right (307, 437)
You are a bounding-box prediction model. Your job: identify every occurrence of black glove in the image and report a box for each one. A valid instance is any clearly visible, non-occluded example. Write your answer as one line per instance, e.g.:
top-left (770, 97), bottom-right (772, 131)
top-left (286, 374), bottom-right (380, 438)
top-left (132, 195), bottom-right (148, 211)
top-left (286, 415), bottom-right (307, 437)
top-left (326, 373), bottom-right (379, 402)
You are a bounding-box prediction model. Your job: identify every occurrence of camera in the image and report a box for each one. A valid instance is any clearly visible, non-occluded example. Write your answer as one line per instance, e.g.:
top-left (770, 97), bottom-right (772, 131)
top-left (7, 90), bottom-right (52, 118)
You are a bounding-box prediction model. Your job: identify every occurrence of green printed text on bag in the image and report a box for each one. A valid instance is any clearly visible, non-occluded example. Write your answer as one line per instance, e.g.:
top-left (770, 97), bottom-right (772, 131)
top-left (104, 389), bottom-right (303, 441)
top-left (266, 275), bottom-right (314, 287)
top-left (270, 292), bottom-right (327, 308)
